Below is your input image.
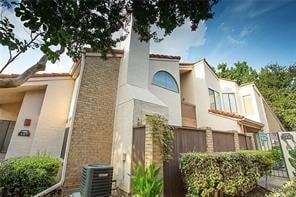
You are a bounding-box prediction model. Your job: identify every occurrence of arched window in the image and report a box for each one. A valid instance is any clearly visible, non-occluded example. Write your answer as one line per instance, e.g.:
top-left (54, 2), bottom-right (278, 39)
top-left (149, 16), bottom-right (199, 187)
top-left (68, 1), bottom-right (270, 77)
top-left (152, 71), bottom-right (179, 92)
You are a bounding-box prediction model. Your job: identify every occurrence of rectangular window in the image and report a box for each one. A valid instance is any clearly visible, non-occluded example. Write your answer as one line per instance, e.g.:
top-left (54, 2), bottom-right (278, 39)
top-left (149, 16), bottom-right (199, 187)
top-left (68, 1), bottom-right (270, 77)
top-left (223, 93), bottom-right (238, 113)
top-left (208, 88), bottom-right (221, 110)
top-left (243, 95), bottom-right (255, 115)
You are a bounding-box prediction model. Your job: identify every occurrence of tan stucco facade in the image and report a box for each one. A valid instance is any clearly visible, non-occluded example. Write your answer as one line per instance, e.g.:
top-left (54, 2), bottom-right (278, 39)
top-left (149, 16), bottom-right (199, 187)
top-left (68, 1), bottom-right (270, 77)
top-left (0, 76), bottom-right (74, 159)
top-left (180, 59), bottom-right (285, 133)
top-left (0, 102), bottom-right (22, 121)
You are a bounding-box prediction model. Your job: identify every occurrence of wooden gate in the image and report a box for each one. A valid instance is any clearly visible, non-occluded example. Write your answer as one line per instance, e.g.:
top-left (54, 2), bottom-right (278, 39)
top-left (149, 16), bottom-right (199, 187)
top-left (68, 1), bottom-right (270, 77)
top-left (163, 128), bottom-right (206, 197)
top-left (246, 136), bottom-right (252, 149)
top-left (238, 134), bottom-right (248, 150)
top-left (212, 131), bottom-right (235, 152)
top-left (132, 127), bottom-right (145, 166)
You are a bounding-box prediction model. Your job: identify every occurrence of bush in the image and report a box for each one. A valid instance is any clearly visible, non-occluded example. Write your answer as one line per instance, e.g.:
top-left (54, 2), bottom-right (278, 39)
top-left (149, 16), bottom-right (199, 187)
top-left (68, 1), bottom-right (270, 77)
top-left (0, 155), bottom-right (61, 197)
top-left (131, 164), bottom-right (163, 197)
top-left (267, 179), bottom-right (296, 197)
top-left (270, 146), bottom-right (283, 162)
top-left (180, 151), bottom-right (273, 197)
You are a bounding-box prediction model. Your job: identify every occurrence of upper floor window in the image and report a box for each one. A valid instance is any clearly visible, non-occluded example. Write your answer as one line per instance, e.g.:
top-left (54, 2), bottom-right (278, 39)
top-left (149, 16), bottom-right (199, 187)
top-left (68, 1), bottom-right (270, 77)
top-left (223, 93), bottom-right (238, 113)
top-left (152, 71), bottom-right (179, 92)
top-left (208, 88), bottom-right (221, 110)
top-left (243, 95), bottom-right (255, 115)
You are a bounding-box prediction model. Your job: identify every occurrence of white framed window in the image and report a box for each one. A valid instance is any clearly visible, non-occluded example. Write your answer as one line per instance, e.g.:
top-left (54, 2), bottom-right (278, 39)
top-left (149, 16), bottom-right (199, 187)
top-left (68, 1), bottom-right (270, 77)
top-left (208, 88), bottom-right (221, 110)
top-left (223, 93), bottom-right (238, 113)
top-left (152, 71), bottom-right (179, 92)
top-left (243, 95), bottom-right (255, 115)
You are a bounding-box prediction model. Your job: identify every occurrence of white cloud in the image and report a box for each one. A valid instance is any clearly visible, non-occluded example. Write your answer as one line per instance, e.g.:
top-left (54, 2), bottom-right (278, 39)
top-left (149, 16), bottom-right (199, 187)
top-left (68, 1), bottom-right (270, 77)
top-left (227, 35), bottom-right (245, 45)
top-left (150, 21), bottom-right (207, 61)
top-left (233, 1), bottom-right (253, 13)
top-left (226, 25), bottom-right (256, 45)
top-left (239, 26), bottom-right (254, 38)
top-left (233, 0), bottom-right (291, 19)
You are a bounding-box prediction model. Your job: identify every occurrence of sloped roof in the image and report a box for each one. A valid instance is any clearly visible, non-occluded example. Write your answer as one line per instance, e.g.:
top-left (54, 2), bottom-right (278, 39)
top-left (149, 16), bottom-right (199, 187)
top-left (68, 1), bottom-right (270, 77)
top-left (149, 54), bottom-right (181, 60)
top-left (0, 73), bottom-right (71, 78)
top-left (208, 109), bottom-right (244, 119)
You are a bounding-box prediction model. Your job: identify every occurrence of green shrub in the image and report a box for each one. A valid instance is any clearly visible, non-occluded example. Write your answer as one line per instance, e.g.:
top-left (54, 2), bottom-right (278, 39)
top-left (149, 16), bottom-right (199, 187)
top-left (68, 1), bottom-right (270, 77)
top-left (270, 146), bottom-right (284, 164)
top-left (0, 155), bottom-right (61, 197)
top-left (267, 179), bottom-right (296, 197)
top-left (131, 164), bottom-right (163, 197)
top-left (180, 151), bottom-right (273, 197)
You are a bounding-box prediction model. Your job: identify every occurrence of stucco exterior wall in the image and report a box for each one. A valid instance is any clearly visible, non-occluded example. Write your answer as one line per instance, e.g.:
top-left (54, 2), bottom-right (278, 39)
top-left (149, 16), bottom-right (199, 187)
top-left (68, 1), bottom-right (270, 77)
top-left (180, 71), bottom-right (195, 104)
top-left (119, 19), bottom-right (149, 88)
top-left (253, 89), bottom-right (269, 131)
top-left (181, 61), bottom-right (242, 132)
top-left (180, 60), bottom-right (283, 133)
top-left (4, 77), bottom-right (75, 159)
top-left (5, 89), bottom-right (45, 159)
top-left (0, 102), bottom-right (22, 121)
top-left (220, 80), bottom-right (243, 113)
top-left (263, 99), bottom-right (285, 131)
top-left (148, 59), bottom-right (182, 126)
top-left (112, 20), bottom-right (172, 193)
top-left (239, 86), bottom-right (262, 122)
top-left (112, 99), bottom-right (134, 192)
top-left (30, 79), bottom-right (74, 157)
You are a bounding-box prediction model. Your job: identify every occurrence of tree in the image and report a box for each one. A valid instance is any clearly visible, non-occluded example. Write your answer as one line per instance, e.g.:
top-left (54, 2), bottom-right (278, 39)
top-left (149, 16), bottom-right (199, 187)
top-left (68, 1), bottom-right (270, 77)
top-left (0, 0), bottom-right (219, 88)
top-left (217, 61), bottom-right (258, 85)
top-left (256, 64), bottom-right (296, 131)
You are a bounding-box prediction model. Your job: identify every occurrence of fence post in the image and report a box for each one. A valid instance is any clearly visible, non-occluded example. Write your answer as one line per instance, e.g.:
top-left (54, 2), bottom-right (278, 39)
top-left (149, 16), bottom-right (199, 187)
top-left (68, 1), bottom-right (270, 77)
top-left (246, 133), bottom-right (256, 150)
top-left (144, 123), bottom-right (153, 167)
top-left (206, 127), bottom-right (214, 153)
top-left (233, 131), bottom-right (240, 151)
top-left (144, 121), bottom-right (163, 177)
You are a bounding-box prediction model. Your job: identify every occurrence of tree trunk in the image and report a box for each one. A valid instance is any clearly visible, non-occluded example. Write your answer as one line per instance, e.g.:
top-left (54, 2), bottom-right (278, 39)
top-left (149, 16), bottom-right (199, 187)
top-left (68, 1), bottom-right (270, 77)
top-left (0, 47), bottom-right (65, 88)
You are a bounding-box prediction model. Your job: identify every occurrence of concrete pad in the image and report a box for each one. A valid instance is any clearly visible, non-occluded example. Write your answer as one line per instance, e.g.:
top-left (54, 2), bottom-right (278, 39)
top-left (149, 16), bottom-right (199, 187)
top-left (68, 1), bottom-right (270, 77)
top-left (258, 175), bottom-right (289, 191)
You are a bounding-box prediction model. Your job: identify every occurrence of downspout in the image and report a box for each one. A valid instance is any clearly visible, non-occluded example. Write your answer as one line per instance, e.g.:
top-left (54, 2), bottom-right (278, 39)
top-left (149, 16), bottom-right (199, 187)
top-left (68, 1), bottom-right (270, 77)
top-left (34, 52), bottom-right (86, 197)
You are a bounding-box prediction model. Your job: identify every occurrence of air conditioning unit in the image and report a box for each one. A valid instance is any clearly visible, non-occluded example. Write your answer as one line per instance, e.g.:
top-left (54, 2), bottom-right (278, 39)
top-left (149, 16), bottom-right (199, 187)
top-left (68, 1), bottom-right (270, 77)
top-left (80, 164), bottom-right (113, 197)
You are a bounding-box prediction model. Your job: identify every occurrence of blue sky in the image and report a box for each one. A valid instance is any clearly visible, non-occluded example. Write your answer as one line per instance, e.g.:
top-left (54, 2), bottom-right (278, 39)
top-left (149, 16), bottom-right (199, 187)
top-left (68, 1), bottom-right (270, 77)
top-left (1, 0), bottom-right (296, 73)
top-left (151, 0), bottom-right (296, 69)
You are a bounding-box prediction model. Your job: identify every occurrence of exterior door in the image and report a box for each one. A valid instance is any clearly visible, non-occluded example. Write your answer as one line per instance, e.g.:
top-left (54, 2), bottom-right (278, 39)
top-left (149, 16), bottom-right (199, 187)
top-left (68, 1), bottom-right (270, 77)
top-left (0, 120), bottom-right (16, 153)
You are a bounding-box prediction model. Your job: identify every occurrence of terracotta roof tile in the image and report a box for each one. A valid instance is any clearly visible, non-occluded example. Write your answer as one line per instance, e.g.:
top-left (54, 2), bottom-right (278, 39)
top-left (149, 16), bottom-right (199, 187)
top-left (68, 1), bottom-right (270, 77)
top-left (149, 54), bottom-right (181, 60)
top-left (84, 48), bottom-right (124, 54)
top-left (84, 48), bottom-right (180, 60)
top-left (0, 73), bottom-right (71, 79)
top-left (208, 109), bottom-right (244, 119)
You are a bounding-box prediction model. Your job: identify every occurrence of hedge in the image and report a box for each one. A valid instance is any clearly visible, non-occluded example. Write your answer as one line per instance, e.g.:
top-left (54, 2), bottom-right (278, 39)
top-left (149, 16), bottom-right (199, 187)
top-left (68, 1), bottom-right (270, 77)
top-left (180, 150), bottom-right (273, 197)
top-left (0, 155), bottom-right (61, 197)
top-left (267, 179), bottom-right (296, 197)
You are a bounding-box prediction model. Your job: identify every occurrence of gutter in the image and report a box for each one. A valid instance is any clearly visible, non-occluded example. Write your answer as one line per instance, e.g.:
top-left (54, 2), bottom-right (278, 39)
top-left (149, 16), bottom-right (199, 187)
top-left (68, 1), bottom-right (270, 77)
top-left (34, 53), bottom-right (86, 197)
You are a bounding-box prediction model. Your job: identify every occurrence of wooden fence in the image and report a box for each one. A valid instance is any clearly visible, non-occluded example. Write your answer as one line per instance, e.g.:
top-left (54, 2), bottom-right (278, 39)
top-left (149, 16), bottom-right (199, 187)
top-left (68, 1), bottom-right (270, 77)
top-left (213, 131), bottom-right (235, 152)
top-left (163, 127), bottom-right (206, 197)
top-left (132, 126), bottom-right (254, 197)
top-left (132, 127), bottom-right (145, 165)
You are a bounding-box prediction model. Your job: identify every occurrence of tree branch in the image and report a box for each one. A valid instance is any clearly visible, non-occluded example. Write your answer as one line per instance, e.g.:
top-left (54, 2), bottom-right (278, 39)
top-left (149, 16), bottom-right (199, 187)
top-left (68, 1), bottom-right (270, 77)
top-left (0, 33), bottom-right (41, 73)
top-left (0, 46), bottom-right (65, 88)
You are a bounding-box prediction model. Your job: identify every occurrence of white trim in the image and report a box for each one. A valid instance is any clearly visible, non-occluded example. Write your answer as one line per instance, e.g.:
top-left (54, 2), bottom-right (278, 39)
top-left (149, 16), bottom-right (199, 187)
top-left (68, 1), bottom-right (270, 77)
top-left (85, 52), bottom-right (123, 58)
top-left (149, 57), bottom-right (180, 62)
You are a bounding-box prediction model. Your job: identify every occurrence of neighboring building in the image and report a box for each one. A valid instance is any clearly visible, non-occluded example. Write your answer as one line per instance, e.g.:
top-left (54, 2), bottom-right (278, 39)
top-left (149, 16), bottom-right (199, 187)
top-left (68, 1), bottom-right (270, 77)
top-left (180, 60), bottom-right (286, 133)
top-left (0, 20), bottom-right (285, 194)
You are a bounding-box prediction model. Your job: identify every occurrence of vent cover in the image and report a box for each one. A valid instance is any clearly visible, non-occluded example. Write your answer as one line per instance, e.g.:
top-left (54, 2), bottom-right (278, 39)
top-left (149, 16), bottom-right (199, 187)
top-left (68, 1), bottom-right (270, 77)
top-left (80, 164), bottom-right (113, 197)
